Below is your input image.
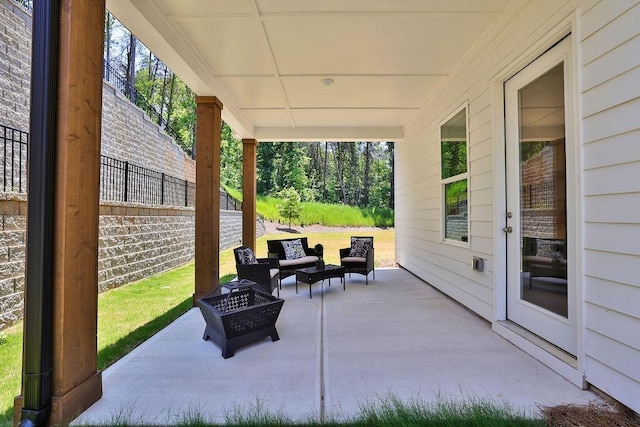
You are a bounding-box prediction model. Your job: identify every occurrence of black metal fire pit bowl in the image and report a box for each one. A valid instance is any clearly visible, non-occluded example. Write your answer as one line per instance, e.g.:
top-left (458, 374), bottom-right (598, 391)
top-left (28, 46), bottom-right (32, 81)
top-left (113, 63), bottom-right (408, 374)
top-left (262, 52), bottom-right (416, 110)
top-left (197, 281), bottom-right (284, 358)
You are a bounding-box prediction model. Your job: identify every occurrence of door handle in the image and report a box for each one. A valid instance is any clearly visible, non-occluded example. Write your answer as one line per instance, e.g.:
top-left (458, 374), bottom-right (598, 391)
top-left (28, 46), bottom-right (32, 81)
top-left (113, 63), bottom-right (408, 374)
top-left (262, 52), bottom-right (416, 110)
top-left (503, 226), bottom-right (513, 233)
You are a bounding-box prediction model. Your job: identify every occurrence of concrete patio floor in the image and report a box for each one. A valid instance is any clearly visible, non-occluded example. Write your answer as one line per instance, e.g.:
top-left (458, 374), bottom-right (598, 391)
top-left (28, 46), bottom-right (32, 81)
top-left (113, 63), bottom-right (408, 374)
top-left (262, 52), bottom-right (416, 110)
top-left (75, 268), bottom-right (598, 425)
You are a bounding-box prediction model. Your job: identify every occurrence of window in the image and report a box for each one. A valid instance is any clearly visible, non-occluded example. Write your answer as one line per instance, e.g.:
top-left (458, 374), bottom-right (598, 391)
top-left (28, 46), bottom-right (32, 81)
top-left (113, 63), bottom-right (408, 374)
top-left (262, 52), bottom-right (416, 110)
top-left (440, 106), bottom-right (468, 243)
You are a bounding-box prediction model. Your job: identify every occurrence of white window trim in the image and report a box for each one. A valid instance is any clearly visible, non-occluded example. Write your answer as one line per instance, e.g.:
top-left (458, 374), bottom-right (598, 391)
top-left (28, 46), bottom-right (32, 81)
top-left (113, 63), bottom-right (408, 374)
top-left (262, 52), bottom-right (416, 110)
top-left (439, 102), bottom-right (470, 247)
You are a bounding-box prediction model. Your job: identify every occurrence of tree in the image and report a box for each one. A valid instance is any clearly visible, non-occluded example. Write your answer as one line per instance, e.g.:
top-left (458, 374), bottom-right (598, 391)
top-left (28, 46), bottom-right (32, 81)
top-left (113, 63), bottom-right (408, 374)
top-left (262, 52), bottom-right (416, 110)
top-left (277, 187), bottom-right (302, 229)
top-left (220, 123), bottom-right (242, 189)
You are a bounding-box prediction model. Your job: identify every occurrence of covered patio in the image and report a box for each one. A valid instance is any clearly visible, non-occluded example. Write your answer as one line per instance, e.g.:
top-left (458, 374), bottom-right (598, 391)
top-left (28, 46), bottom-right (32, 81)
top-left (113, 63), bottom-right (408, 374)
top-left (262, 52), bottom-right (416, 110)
top-left (18, 0), bottom-right (640, 424)
top-left (75, 269), bottom-right (596, 425)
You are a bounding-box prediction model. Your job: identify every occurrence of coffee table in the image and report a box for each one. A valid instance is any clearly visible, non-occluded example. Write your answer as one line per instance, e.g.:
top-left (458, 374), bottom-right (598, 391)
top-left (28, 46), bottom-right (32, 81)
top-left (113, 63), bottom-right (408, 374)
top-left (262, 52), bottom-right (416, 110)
top-left (295, 264), bottom-right (345, 298)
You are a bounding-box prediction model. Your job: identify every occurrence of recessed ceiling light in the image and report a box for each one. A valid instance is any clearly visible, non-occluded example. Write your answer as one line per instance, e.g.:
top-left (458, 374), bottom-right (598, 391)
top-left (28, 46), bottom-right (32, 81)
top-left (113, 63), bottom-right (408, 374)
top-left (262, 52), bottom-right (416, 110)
top-left (321, 78), bottom-right (334, 86)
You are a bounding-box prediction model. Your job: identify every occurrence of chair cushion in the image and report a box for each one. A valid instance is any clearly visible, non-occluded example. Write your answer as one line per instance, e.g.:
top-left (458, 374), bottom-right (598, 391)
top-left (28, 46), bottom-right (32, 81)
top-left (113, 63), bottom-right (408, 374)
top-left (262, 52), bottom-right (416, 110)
top-left (341, 256), bottom-right (366, 263)
top-left (237, 247), bottom-right (257, 264)
top-left (279, 256), bottom-right (318, 267)
top-left (282, 238), bottom-right (305, 260)
top-left (349, 237), bottom-right (372, 257)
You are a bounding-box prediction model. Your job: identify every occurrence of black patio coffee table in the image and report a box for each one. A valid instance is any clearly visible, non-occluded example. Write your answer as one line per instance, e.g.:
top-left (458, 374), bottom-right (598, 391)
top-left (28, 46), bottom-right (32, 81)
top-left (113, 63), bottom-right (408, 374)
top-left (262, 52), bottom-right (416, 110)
top-left (295, 264), bottom-right (345, 298)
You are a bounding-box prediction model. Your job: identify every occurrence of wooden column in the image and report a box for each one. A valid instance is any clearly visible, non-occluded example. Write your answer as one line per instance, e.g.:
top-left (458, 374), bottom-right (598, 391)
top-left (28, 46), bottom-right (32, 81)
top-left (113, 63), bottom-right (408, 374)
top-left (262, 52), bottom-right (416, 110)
top-left (242, 139), bottom-right (257, 251)
top-left (13, 0), bottom-right (105, 424)
top-left (194, 96), bottom-right (223, 303)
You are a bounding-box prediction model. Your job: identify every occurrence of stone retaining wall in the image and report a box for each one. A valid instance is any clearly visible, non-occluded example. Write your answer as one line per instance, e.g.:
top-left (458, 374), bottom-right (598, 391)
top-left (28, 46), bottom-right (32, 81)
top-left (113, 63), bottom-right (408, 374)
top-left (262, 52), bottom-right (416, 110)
top-left (0, 197), bottom-right (266, 330)
top-left (0, 0), bottom-right (31, 131)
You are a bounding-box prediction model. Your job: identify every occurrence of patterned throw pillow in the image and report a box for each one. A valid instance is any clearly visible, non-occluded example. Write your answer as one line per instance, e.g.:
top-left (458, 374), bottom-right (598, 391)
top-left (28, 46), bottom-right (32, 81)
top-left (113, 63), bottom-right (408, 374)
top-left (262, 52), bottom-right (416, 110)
top-left (349, 238), bottom-right (372, 258)
top-left (282, 239), bottom-right (305, 260)
top-left (237, 247), bottom-right (257, 264)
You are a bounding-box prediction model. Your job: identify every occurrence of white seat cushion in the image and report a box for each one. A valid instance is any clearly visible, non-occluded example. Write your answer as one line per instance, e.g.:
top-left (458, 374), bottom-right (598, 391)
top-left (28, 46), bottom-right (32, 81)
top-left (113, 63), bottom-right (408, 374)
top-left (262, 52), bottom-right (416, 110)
top-left (341, 256), bottom-right (366, 263)
top-left (279, 256), bottom-right (318, 267)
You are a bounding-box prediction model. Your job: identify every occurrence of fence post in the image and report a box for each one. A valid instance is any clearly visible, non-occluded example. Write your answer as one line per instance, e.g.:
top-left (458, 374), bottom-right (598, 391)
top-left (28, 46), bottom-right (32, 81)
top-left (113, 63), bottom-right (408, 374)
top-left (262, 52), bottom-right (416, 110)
top-left (124, 161), bottom-right (129, 202)
top-left (160, 173), bottom-right (165, 205)
top-left (184, 179), bottom-right (188, 207)
top-left (2, 128), bottom-right (7, 192)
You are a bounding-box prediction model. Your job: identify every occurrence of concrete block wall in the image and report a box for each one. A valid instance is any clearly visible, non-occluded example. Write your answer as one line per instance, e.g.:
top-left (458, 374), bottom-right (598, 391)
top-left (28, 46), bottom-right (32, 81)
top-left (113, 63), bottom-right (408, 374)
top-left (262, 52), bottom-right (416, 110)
top-left (0, 193), bottom-right (26, 330)
top-left (0, 0), bottom-right (31, 131)
top-left (0, 198), bottom-right (266, 330)
top-left (101, 82), bottom-right (196, 182)
top-left (98, 204), bottom-right (196, 292)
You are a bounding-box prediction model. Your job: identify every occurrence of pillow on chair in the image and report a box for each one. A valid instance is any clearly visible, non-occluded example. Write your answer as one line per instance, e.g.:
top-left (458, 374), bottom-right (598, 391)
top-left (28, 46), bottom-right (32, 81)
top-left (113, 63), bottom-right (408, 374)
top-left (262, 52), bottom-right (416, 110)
top-left (282, 239), bottom-right (305, 259)
top-left (349, 238), bottom-right (372, 258)
top-left (237, 247), bottom-right (258, 264)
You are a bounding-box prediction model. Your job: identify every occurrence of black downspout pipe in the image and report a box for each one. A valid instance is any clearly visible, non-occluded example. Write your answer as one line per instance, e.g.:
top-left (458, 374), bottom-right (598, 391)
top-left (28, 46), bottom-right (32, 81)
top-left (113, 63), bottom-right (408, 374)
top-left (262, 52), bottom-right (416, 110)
top-left (20, 0), bottom-right (59, 425)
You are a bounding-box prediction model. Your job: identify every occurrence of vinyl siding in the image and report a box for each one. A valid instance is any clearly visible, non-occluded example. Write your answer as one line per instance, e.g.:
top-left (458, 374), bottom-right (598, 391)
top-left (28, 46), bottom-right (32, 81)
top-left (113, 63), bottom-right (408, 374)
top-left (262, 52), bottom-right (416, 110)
top-left (580, 0), bottom-right (640, 413)
top-left (397, 0), bottom-right (577, 321)
top-left (396, 0), bottom-right (640, 413)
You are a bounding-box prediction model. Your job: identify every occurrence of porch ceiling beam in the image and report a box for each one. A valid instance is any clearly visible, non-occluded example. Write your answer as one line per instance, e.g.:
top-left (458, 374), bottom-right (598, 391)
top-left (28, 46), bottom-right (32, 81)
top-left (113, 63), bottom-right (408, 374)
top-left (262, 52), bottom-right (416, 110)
top-left (253, 127), bottom-right (404, 143)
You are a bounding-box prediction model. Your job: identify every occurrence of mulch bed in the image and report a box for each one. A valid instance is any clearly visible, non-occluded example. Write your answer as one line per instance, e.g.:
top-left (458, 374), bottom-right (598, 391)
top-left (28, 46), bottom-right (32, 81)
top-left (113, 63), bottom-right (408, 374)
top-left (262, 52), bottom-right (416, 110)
top-left (541, 401), bottom-right (640, 426)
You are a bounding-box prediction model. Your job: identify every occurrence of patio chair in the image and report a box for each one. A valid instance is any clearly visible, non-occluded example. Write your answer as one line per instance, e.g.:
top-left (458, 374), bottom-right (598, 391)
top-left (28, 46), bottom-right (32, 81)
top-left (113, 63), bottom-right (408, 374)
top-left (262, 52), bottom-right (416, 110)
top-left (339, 236), bottom-right (375, 284)
top-left (233, 246), bottom-right (280, 296)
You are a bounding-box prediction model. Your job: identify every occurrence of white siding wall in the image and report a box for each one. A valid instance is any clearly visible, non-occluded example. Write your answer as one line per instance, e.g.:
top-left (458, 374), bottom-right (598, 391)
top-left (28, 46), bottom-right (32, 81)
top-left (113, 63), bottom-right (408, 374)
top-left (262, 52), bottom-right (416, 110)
top-left (398, 0), bottom-right (640, 414)
top-left (579, 0), bottom-right (640, 413)
top-left (397, 0), bottom-right (578, 321)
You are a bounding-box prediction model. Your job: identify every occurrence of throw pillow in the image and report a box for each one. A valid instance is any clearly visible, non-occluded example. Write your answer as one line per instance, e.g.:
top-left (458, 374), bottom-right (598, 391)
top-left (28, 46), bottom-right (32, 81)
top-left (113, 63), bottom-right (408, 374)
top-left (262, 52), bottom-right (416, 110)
top-left (282, 239), bottom-right (305, 260)
top-left (349, 238), bottom-right (372, 258)
top-left (237, 247), bottom-right (257, 265)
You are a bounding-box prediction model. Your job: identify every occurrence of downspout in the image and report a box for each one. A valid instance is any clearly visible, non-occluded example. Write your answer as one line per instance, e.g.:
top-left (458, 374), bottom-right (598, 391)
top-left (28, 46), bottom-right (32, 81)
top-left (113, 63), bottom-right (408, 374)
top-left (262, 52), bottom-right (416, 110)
top-left (19, 0), bottom-right (59, 425)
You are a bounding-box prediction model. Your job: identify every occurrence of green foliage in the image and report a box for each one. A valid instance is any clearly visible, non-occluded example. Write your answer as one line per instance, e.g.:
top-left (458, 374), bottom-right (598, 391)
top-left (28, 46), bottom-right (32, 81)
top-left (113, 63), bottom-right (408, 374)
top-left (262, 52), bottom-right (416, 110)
top-left (445, 179), bottom-right (468, 206)
top-left (257, 196), bottom-right (393, 228)
top-left (220, 123), bottom-right (243, 190)
top-left (441, 140), bottom-right (467, 179)
top-left (253, 141), bottom-right (394, 211)
top-left (276, 187), bottom-right (303, 229)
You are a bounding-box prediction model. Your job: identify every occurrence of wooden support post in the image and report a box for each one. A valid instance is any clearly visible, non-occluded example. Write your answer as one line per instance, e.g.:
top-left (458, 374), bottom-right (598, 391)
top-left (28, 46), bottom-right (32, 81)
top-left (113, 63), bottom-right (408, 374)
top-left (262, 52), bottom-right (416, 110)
top-left (242, 139), bottom-right (257, 252)
top-left (14, 0), bottom-right (106, 425)
top-left (194, 96), bottom-right (223, 303)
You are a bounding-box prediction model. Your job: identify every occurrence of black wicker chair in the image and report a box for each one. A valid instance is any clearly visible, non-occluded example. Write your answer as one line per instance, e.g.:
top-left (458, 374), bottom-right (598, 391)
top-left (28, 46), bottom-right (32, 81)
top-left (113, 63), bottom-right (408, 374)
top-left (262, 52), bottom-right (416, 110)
top-left (233, 246), bottom-right (280, 296)
top-left (339, 236), bottom-right (375, 285)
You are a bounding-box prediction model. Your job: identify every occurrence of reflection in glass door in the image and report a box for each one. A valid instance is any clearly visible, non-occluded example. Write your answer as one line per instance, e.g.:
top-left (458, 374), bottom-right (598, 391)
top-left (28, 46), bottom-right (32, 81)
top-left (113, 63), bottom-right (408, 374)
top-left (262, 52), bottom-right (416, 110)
top-left (518, 63), bottom-right (568, 317)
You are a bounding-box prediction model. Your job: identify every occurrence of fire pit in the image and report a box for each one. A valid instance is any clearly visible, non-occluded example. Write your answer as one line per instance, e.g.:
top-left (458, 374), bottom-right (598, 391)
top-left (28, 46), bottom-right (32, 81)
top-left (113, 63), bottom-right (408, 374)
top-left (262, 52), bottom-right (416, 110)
top-left (197, 280), bottom-right (284, 358)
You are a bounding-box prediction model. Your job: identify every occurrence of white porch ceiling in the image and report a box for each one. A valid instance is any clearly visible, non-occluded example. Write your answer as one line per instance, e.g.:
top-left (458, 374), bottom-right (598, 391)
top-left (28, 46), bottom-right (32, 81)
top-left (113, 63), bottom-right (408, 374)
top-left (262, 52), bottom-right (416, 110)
top-left (106, 0), bottom-right (512, 142)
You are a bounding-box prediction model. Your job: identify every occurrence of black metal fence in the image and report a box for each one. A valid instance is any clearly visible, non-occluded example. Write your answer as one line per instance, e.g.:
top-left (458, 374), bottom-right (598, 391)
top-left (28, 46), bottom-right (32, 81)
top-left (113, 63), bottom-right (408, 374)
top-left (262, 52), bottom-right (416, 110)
top-left (1, 124), bottom-right (28, 193)
top-left (14, 0), bottom-right (32, 11)
top-left (100, 155), bottom-right (196, 207)
top-left (1, 123), bottom-right (248, 210)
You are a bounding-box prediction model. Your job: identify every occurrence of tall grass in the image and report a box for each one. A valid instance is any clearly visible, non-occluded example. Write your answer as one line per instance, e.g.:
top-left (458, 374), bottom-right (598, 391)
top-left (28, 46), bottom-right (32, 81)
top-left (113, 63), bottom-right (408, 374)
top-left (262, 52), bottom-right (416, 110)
top-left (224, 187), bottom-right (393, 227)
top-left (257, 196), bottom-right (393, 227)
top-left (71, 395), bottom-right (543, 426)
